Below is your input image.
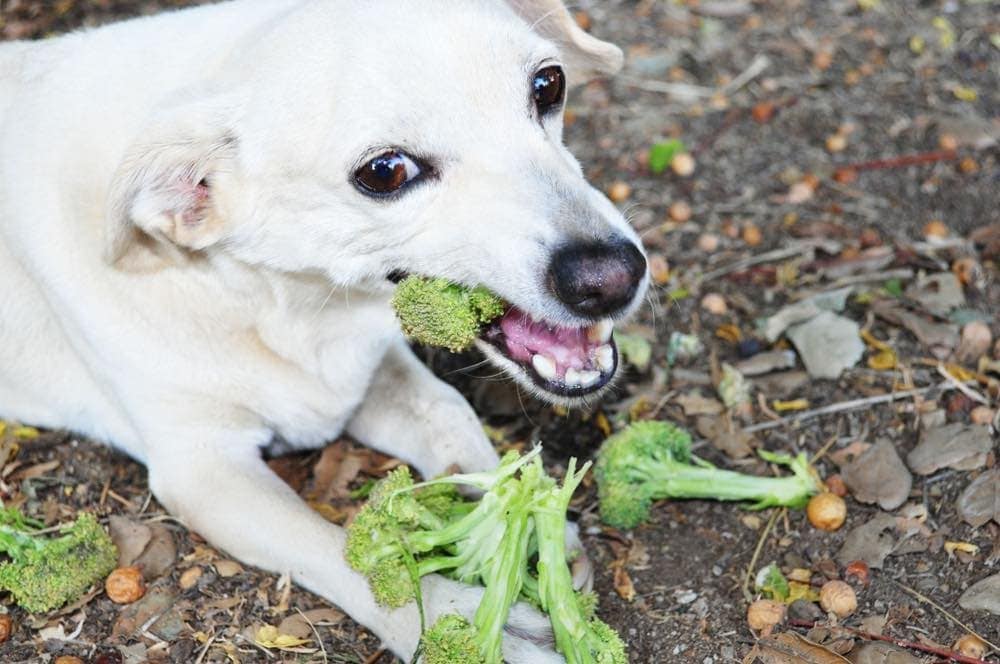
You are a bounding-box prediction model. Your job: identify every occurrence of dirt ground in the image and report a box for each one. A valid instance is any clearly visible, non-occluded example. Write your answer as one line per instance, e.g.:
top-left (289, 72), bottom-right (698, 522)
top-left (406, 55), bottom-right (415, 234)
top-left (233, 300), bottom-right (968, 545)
top-left (1, 1), bottom-right (998, 663)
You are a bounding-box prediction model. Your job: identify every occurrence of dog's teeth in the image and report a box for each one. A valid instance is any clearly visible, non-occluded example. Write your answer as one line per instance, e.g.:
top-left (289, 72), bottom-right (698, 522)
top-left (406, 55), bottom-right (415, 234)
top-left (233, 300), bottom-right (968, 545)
top-left (532, 354), bottom-right (558, 382)
top-left (578, 370), bottom-right (601, 388)
top-left (564, 368), bottom-right (583, 387)
top-left (587, 319), bottom-right (614, 344)
top-left (596, 344), bottom-right (615, 372)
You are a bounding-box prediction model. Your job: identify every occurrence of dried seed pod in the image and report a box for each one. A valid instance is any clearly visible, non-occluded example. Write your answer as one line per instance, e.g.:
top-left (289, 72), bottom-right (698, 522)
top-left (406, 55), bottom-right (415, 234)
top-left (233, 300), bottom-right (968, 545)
top-left (701, 293), bottom-right (728, 315)
top-left (819, 580), bottom-right (857, 618)
top-left (952, 634), bottom-right (987, 659)
top-left (671, 153), bottom-right (695, 177)
top-left (697, 233), bottom-right (720, 253)
top-left (923, 220), bottom-right (948, 239)
top-left (747, 599), bottom-right (786, 635)
top-left (648, 254), bottom-right (670, 285)
top-left (669, 201), bottom-right (692, 223)
top-left (105, 566), bottom-right (146, 604)
top-left (0, 614), bottom-right (11, 644)
top-left (844, 560), bottom-right (870, 587)
top-left (807, 492), bottom-right (847, 531)
top-left (607, 181), bottom-right (632, 203)
top-left (54, 657), bottom-right (85, 664)
top-left (824, 474), bottom-right (848, 498)
top-left (742, 223), bottom-right (763, 247)
top-left (825, 134), bottom-right (847, 153)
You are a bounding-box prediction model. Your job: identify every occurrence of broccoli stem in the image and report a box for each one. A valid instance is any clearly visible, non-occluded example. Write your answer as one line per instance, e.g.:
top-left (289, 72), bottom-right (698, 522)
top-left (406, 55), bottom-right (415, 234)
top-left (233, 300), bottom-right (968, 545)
top-left (533, 460), bottom-right (602, 664)
top-left (636, 452), bottom-right (816, 509)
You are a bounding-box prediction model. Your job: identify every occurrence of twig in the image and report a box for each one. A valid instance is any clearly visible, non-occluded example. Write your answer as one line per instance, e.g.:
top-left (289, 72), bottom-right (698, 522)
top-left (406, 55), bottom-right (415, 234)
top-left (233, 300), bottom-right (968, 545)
top-left (699, 243), bottom-right (822, 284)
top-left (619, 76), bottom-right (715, 98)
top-left (741, 508), bottom-right (782, 602)
top-left (787, 619), bottom-right (993, 663)
top-left (936, 365), bottom-right (989, 405)
top-left (296, 608), bottom-right (329, 664)
top-left (894, 582), bottom-right (1000, 653)
top-left (838, 149), bottom-right (957, 173)
top-left (364, 648), bottom-right (388, 664)
top-left (193, 631), bottom-right (217, 664)
top-left (741, 383), bottom-right (957, 435)
top-left (722, 54), bottom-right (771, 94)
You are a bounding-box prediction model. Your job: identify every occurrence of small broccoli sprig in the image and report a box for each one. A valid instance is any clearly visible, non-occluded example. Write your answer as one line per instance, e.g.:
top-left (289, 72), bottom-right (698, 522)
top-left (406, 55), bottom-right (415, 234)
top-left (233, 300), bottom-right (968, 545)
top-left (533, 459), bottom-right (627, 664)
top-left (595, 421), bottom-right (821, 529)
top-left (0, 509), bottom-right (118, 613)
top-left (422, 614), bottom-right (485, 664)
top-left (391, 276), bottom-right (505, 352)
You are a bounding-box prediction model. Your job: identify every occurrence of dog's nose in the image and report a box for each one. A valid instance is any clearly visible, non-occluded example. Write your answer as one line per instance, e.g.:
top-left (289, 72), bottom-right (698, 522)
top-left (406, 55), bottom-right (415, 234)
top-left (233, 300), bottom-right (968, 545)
top-left (549, 239), bottom-right (646, 317)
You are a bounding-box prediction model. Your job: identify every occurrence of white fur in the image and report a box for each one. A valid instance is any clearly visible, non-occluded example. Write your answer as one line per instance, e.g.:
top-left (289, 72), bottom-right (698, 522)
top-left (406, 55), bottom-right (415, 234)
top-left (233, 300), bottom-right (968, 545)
top-left (0, 1), bottom-right (641, 660)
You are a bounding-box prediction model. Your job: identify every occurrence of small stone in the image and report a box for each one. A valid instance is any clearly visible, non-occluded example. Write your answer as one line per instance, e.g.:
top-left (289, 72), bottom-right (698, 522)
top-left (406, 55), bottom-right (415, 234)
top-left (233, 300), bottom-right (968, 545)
top-left (648, 254), bottom-right (670, 285)
top-left (742, 223), bottom-right (763, 246)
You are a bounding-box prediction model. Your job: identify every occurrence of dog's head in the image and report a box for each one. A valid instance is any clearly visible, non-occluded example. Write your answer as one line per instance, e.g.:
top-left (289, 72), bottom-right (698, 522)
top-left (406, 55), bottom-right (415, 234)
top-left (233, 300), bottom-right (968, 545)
top-left (106, 0), bottom-right (647, 406)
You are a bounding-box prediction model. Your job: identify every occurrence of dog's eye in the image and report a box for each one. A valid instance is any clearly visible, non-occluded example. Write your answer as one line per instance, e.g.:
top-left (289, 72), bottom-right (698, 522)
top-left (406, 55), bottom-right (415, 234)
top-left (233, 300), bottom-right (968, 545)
top-left (354, 151), bottom-right (423, 196)
top-left (532, 65), bottom-right (566, 117)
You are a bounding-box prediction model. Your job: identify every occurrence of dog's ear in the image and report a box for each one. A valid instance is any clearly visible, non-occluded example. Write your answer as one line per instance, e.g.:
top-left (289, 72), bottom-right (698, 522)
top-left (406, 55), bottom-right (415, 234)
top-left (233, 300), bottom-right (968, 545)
top-left (505, 0), bottom-right (624, 85)
top-left (105, 96), bottom-right (239, 271)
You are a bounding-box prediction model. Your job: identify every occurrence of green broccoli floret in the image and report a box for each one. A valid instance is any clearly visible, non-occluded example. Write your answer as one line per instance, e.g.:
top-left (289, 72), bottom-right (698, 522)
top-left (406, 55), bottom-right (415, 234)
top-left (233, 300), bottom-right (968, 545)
top-left (595, 421), bottom-right (821, 529)
top-left (391, 276), bottom-right (506, 352)
top-left (533, 459), bottom-right (627, 664)
top-left (0, 509), bottom-right (118, 613)
top-left (421, 614), bottom-right (485, 664)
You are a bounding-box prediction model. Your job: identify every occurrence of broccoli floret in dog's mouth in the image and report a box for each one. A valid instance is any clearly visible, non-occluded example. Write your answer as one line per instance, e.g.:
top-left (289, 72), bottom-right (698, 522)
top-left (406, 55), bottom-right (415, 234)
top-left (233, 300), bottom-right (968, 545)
top-left (391, 275), bottom-right (620, 399)
top-left (391, 276), bottom-right (506, 353)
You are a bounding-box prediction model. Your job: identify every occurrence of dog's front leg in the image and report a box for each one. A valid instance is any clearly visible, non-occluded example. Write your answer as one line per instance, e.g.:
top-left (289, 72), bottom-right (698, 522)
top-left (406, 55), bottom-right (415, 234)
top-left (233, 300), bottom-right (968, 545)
top-left (146, 431), bottom-right (562, 662)
top-left (346, 340), bottom-right (500, 479)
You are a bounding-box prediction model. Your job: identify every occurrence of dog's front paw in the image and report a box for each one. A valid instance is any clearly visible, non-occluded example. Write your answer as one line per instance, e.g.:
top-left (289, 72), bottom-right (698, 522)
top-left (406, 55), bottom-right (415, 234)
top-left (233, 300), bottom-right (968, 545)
top-left (418, 574), bottom-right (565, 663)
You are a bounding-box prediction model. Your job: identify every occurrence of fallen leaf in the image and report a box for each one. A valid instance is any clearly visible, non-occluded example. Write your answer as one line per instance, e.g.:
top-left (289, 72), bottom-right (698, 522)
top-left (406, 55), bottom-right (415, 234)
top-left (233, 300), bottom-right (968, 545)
top-left (956, 469), bottom-right (999, 528)
top-left (277, 608), bottom-right (345, 639)
top-left (786, 312), bottom-right (864, 380)
top-left (842, 439), bottom-right (912, 511)
top-left (907, 424), bottom-right (993, 474)
top-left (255, 624), bottom-right (314, 650)
top-left (134, 523), bottom-right (177, 581)
top-left (108, 516), bottom-right (153, 568)
top-left (717, 363), bottom-right (752, 409)
top-left (761, 288), bottom-right (853, 343)
top-left (696, 415), bottom-right (756, 459)
top-left (874, 302), bottom-right (959, 359)
top-left (613, 566), bottom-right (636, 602)
top-left (678, 391), bottom-right (725, 416)
top-left (744, 632), bottom-right (850, 663)
top-left (837, 514), bottom-right (897, 569)
top-left (904, 272), bottom-right (965, 317)
top-left (214, 560), bottom-right (243, 578)
top-left (850, 641), bottom-right (923, 663)
top-left (958, 573), bottom-right (1000, 616)
top-left (112, 585), bottom-right (177, 638)
top-left (735, 350), bottom-right (798, 377)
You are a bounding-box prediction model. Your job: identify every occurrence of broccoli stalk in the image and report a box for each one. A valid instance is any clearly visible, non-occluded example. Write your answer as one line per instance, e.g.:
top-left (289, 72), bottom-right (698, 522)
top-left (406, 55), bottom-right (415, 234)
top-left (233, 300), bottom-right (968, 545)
top-left (595, 421), bottom-right (821, 529)
top-left (391, 276), bottom-right (505, 352)
top-left (0, 508), bottom-right (118, 613)
top-left (534, 459), bottom-right (627, 664)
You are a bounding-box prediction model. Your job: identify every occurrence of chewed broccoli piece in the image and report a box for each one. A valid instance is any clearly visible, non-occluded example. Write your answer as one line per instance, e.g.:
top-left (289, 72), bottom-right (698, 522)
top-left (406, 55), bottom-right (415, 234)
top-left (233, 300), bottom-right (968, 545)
top-left (533, 459), bottom-right (627, 664)
top-left (595, 421), bottom-right (821, 529)
top-left (392, 276), bottom-right (505, 352)
top-left (0, 510), bottom-right (118, 613)
top-left (422, 614), bottom-right (485, 664)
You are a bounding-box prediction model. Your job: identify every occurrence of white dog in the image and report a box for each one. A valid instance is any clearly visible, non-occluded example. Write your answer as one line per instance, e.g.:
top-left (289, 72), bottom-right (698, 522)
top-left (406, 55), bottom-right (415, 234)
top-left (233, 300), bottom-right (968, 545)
top-left (0, 1), bottom-right (647, 660)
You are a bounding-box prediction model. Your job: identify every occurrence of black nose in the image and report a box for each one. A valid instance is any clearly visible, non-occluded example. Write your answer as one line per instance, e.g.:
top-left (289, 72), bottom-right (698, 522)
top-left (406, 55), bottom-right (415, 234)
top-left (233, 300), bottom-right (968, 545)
top-left (548, 239), bottom-right (647, 317)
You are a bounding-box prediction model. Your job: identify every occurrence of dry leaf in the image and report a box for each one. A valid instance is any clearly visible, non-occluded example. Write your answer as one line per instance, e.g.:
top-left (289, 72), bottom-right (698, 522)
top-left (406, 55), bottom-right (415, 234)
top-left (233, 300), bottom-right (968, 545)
top-left (744, 632), bottom-right (850, 663)
top-left (255, 624), bottom-right (314, 650)
top-left (957, 469), bottom-right (999, 528)
top-left (907, 424), bottom-right (993, 475)
top-left (108, 516), bottom-right (153, 568)
top-left (613, 566), bottom-right (636, 602)
top-left (842, 439), bottom-right (912, 511)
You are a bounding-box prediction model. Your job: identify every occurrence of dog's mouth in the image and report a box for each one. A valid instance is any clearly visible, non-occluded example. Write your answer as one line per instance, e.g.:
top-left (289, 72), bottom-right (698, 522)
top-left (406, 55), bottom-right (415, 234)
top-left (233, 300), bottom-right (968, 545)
top-left (478, 307), bottom-right (618, 400)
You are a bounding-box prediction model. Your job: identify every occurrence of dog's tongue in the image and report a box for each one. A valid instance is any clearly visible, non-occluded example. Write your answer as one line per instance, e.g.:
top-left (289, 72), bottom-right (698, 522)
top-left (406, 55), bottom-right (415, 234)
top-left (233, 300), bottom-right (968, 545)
top-left (497, 307), bottom-right (614, 383)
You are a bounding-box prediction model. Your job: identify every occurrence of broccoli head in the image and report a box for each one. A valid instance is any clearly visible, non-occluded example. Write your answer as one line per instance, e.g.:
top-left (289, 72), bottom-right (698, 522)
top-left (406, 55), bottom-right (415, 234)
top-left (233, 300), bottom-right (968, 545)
top-left (0, 509), bottom-right (118, 613)
top-left (595, 420), bottom-right (821, 529)
top-left (421, 614), bottom-right (485, 664)
top-left (391, 276), bottom-right (505, 352)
